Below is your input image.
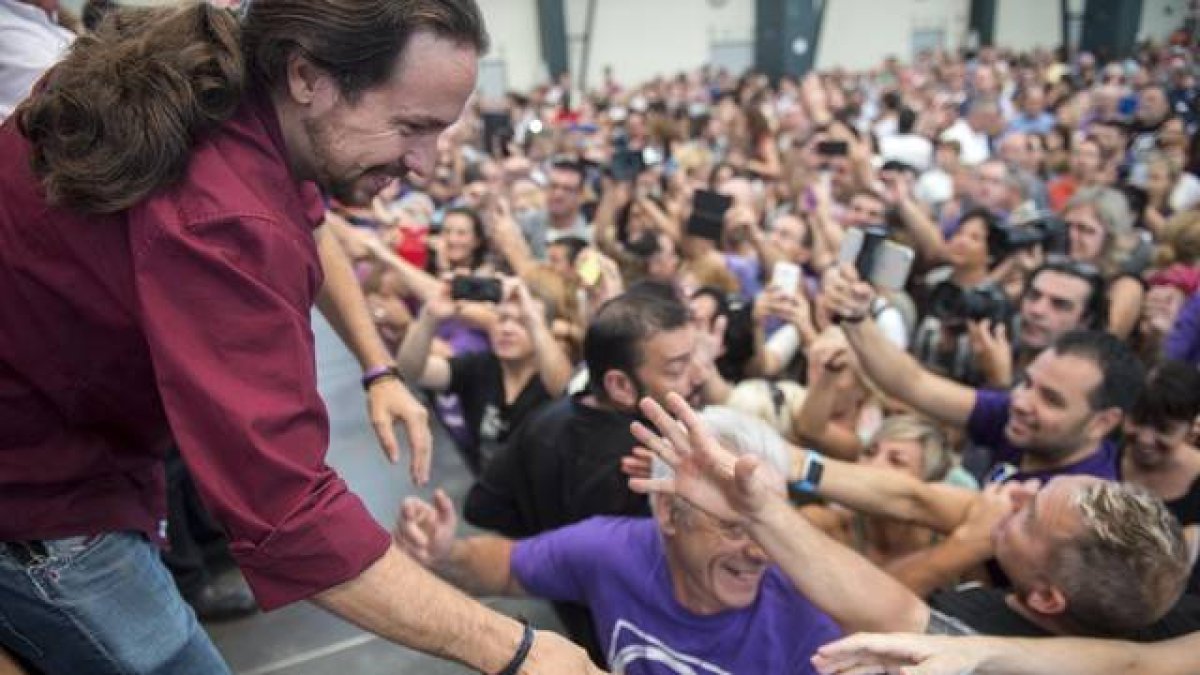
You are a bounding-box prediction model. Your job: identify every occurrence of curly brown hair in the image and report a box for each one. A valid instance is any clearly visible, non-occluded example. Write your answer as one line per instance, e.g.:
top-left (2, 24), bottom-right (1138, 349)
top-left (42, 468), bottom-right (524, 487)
top-left (16, 0), bottom-right (487, 215)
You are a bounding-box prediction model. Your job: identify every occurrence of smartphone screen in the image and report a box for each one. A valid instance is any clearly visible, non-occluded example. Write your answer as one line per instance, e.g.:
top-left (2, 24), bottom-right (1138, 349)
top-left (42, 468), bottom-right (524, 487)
top-left (771, 261), bottom-right (802, 295)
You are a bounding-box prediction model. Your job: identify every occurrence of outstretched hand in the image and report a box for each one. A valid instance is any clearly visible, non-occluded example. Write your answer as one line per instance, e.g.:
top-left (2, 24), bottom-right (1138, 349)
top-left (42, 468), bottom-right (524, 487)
top-left (628, 393), bottom-right (780, 523)
top-left (812, 632), bottom-right (991, 675)
top-left (367, 379), bottom-right (432, 485)
top-left (394, 489), bottom-right (457, 567)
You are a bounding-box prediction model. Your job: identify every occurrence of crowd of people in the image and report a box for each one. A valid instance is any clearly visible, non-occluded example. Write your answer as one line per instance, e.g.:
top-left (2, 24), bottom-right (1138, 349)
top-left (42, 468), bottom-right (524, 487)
top-left (3, 0), bottom-right (1200, 673)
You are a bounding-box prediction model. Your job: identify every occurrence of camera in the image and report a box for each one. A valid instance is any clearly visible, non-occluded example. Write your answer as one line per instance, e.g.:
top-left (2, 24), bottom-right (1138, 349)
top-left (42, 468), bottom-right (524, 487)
top-left (451, 275), bottom-right (503, 303)
top-left (988, 212), bottom-right (1068, 259)
top-left (928, 281), bottom-right (1011, 328)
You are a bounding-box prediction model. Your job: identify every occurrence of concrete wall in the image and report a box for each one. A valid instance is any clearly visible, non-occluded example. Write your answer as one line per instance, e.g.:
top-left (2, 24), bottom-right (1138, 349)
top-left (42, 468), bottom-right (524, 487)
top-left (1139, 0), bottom-right (1191, 41)
top-left (476, 0), bottom-right (544, 94)
top-left (994, 0), bottom-right (1062, 51)
top-left (561, 0), bottom-right (756, 88)
top-left (814, 0), bottom-right (970, 71)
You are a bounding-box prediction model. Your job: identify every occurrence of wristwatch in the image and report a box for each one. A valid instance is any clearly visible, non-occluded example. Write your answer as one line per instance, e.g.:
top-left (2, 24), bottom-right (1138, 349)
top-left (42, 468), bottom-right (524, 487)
top-left (789, 452), bottom-right (825, 493)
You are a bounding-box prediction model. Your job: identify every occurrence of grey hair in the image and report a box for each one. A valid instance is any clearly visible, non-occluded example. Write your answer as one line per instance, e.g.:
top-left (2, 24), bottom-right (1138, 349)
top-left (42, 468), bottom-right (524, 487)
top-left (1064, 186), bottom-right (1136, 277)
top-left (1050, 481), bottom-right (1190, 636)
top-left (650, 406), bottom-right (789, 516)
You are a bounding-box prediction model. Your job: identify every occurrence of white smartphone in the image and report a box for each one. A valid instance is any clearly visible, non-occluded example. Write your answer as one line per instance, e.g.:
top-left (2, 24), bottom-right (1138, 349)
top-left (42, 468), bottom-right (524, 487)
top-left (770, 261), bottom-right (802, 295)
top-left (837, 228), bottom-right (915, 291)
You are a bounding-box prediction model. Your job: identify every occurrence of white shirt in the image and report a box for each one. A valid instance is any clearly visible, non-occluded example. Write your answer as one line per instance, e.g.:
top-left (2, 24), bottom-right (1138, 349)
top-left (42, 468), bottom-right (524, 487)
top-left (0, 0), bottom-right (73, 121)
top-left (939, 119), bottom-right (991, 167)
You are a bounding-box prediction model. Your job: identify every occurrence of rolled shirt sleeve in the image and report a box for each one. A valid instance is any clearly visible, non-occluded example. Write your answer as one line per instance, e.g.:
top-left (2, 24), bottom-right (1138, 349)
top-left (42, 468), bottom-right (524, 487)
top-left (131, 207), bottom-right (390, 610)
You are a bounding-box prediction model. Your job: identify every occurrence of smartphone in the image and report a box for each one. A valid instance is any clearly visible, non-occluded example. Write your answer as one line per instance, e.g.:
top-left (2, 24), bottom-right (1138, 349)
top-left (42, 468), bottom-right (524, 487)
top-left (817, 140), bottom-right (849, 157)
top-left (450, 275), bottom-right (503, 303)
top-left (576, 251), bottom-right (602, 287)
top-left (686, 189), bottom-right (732, 242)
top-left (770, 261), bottom-right (802, 295)
top-left (837, 228), bottom-right (915, 291)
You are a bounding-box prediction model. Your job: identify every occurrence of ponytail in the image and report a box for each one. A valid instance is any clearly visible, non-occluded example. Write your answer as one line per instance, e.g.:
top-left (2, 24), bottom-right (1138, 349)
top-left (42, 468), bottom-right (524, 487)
top-left (17, 3), bottom-right (245, 214)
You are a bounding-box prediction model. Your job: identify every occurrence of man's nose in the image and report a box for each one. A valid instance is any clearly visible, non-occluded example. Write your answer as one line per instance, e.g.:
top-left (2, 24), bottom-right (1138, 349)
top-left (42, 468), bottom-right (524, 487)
top-left (742, 539), bottom-right (769, 563)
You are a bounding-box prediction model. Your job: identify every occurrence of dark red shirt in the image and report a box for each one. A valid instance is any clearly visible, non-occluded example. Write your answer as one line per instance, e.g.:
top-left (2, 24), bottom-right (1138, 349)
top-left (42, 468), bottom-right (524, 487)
top-left (0, 97), bottom-right (390, 610)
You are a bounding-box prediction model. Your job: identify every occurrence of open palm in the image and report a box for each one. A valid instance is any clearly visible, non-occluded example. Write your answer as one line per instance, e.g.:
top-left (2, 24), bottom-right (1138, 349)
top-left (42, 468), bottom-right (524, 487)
top-left (628, 393), bottom-right (777, 523)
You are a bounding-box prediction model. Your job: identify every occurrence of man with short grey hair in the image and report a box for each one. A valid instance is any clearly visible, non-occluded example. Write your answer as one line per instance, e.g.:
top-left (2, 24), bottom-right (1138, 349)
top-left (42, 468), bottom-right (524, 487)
top-left (397, 407), bottom-right (842, 674)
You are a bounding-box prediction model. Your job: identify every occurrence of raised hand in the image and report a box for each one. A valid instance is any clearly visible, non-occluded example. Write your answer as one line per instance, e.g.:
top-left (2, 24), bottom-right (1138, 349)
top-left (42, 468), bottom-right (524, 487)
top-left (394, 489), bottom-right (457, 567)
top-left (966, 318), bottom-right (1012, 387)
top-left (821, 264), bottom-right (876, 322)
top-left (628, 393), bottom-right (780, 523)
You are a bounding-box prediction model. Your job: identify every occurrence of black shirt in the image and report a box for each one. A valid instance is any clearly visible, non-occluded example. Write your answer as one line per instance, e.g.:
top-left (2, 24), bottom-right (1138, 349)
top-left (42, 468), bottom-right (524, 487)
top-left (446, 352), bottom-right (551, 476)
top-left (464, 393), bottom-right (650, 537)
top-left (1164, 474), bottom-right (1200, 595)
top-left (929, 586), bottom-right (1200, 640)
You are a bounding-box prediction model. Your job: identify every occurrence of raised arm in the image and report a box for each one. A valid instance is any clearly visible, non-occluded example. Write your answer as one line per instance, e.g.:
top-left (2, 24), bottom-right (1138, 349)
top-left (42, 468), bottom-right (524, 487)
top-left (394, 283), bottom-right (454, 390)
top-left (513, 279), bottom-right (573, 395)
top-left (630, 394), bottom-right (931, 635)
top-left (812, 632), bottom-right (1199, 675)
top-left (393, 489), bottom-right (526, 598)
top-left (823, 265), bottom-right (977, 428)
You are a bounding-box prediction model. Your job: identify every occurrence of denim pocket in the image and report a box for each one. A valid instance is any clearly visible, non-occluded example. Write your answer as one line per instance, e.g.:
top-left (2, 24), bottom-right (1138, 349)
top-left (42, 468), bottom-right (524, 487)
top-left (39, 533), bottom-right (115, 574)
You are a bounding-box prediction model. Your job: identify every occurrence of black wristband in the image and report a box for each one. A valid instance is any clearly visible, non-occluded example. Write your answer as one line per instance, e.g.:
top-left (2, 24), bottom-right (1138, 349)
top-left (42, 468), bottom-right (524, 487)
top-left (495, 620), bottom-right (535, 675)
top-left (833, 312), bottom-right (866, 325)
top-left (360, 365), bottom-right (400, 391)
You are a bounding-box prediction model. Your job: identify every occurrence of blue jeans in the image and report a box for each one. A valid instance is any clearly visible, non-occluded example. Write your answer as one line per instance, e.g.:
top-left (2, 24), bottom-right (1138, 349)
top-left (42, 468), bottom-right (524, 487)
top-left (0, 531), bottom-right (231, 674)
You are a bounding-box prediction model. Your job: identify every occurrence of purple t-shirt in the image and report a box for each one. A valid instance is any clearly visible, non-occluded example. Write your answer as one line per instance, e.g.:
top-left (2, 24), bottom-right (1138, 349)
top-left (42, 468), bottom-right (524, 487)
top-left (511, 517), bottom-right (841, 674)
top-left (967, 389), bottom-right (1119, 483)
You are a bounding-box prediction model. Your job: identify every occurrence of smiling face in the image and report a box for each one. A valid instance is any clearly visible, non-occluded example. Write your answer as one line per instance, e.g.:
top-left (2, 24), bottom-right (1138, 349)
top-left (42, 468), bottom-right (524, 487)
top-left (656, 494), bottom-right (774, 615)
top-left (1005, 350), bottom-right (1107, 462)
top-left (293, 33), bottom-right (478, 203)
top-left (439, 211), bottom-right (481, 270)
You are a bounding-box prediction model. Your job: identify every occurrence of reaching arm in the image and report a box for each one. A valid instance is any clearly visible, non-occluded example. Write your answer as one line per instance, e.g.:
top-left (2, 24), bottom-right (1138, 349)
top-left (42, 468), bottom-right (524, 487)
top-left (515, 280), bottom-right (573, 395)
top-left (791, 446), bottom-right (976, 534)
top-left (393, 490), bottom-right (527, 598)
top-left (630, 394), bottom-right (931, 635)
top-left (315, 223), bottom-right (393, 372)
top-left (812, 632), bottom-right (1199, 675)
top-left (314, 545), bottom-right (599, 674)
top-left (823, 265), bottom-right (977, 428)
top-left (395, 307), bottom-right (452, 390)
top-left (791, 344), bottom-right (864, 461)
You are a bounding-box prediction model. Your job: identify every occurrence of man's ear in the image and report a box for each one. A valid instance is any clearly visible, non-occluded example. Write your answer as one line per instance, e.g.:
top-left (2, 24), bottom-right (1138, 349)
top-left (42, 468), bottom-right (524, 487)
top-left (1087, 407), bottom-right (1123, 442)
top-left (285, 52), bottom-right (337, 112)
top-left (652, 494), bottom-right (677, 535)
top-left (602, 369), bottom-right (637, 410)
top-left (1023, 584), bottom-right (1068, 617)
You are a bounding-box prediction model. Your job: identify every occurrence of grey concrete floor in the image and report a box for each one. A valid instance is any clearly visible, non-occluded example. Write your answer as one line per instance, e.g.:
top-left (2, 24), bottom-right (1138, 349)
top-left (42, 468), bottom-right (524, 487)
top-left (204, 313), bottom-right (562, 674)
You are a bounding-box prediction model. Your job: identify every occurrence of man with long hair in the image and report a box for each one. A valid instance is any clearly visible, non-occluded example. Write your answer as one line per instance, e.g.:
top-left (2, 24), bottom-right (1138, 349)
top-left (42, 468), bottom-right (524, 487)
top-left (0, 1), bottom-right (599, 673)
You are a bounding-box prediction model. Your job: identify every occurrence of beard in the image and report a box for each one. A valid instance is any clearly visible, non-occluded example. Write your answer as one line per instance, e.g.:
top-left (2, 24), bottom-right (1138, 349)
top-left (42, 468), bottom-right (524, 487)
top-left (303, 116), bottom-right (395, 206)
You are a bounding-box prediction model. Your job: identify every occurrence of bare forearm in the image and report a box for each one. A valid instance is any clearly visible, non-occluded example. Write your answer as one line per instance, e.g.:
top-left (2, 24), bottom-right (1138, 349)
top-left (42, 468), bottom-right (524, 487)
top-left (885, 534), bottom-right (990, 597)
top-left (529, 322), bottom-right (573, 395)
top-left (898, 199), bottom-right (948, 266)
top-left (316, 228), bottom-right (391, 370)
top-left (396, 312), bottom-right (439, 381)
top-left (788, 446), bottom-right (973, 532)
top-left (965, 635), bottom-right (1158, 675)
top-left (434, 537), bottom-right (525, 598)
top-left (749, 498), bottom-right (929, 634)
top-left (793, 379), bottom-right (862, 461)
top-left (313, 545), bottom-right (527, 673)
